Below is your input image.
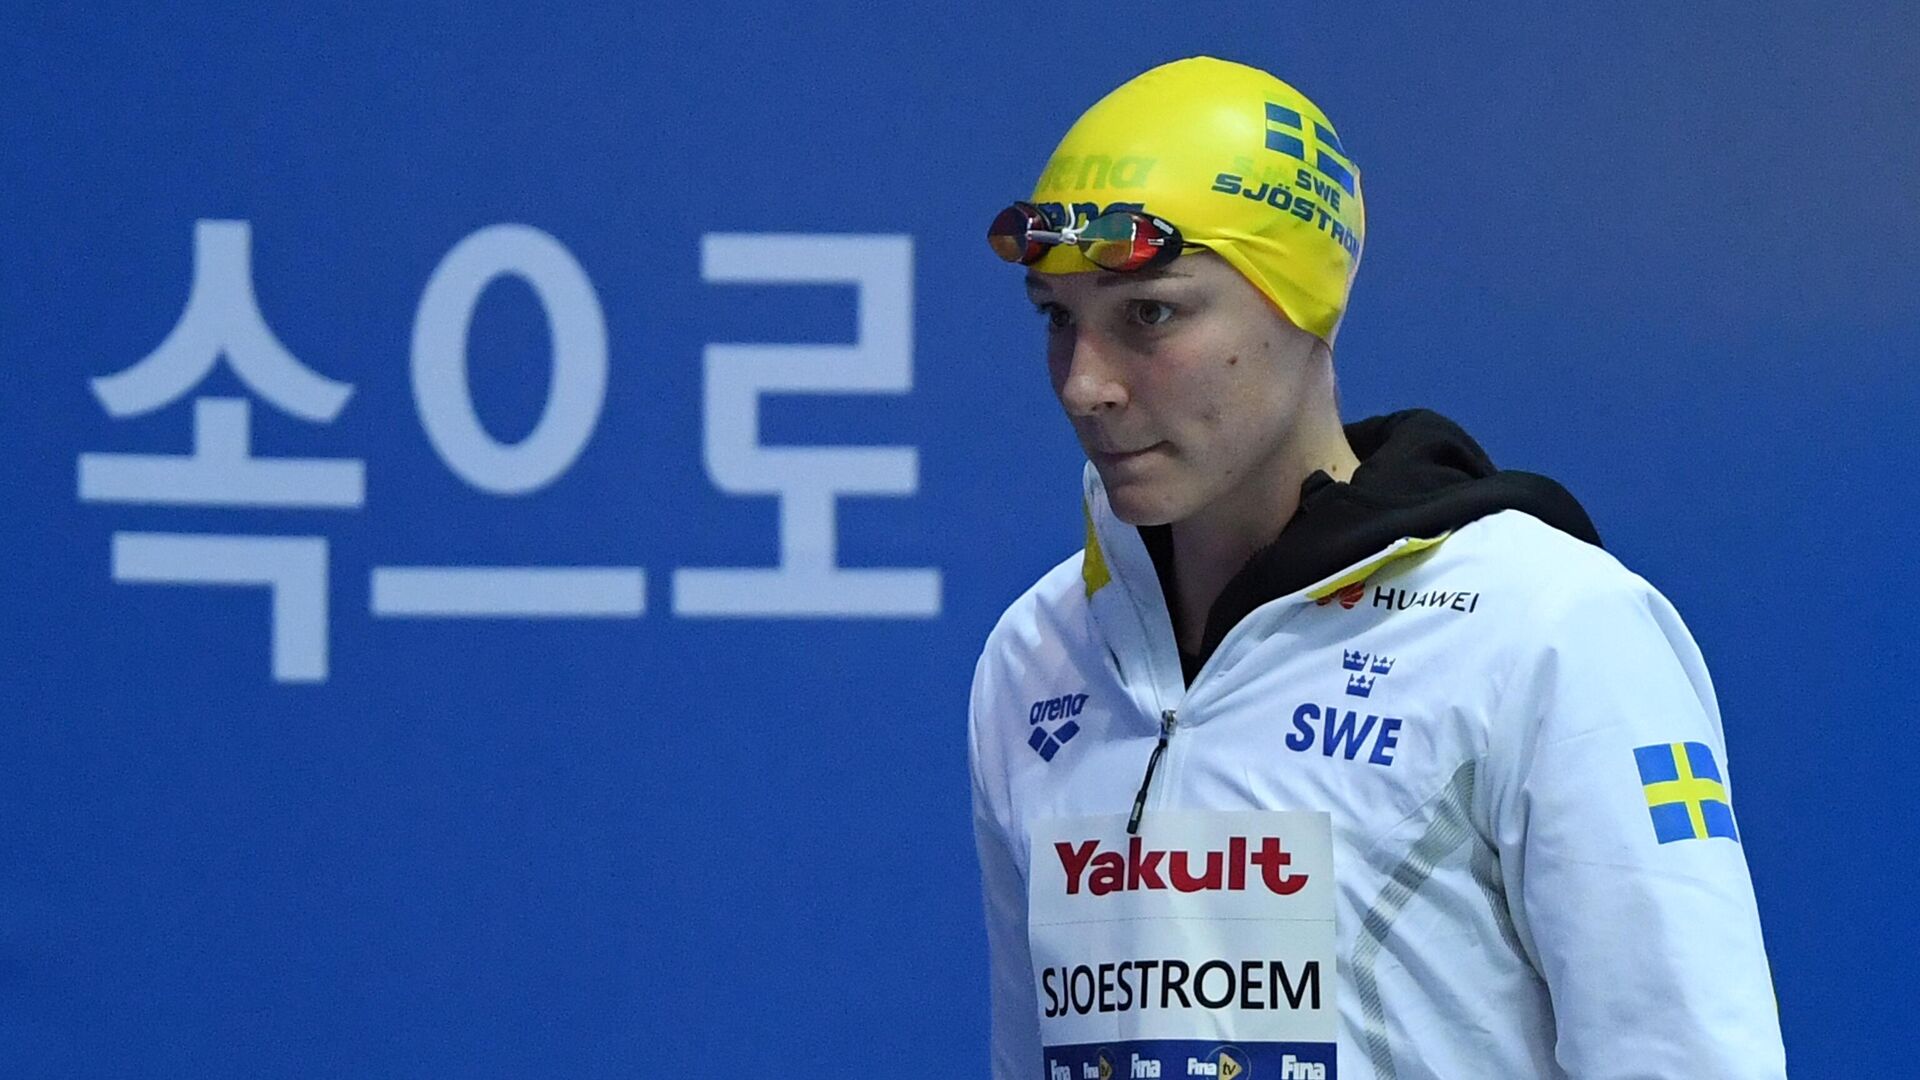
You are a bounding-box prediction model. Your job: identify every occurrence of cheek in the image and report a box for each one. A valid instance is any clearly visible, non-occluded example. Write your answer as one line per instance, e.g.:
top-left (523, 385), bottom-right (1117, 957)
top-left (1169, 358), bottom-right (1242, 430)
top-left (1192, 355), bottom-right (1284, 451)
top-left (1044, 337), bottom-right (1072, 394)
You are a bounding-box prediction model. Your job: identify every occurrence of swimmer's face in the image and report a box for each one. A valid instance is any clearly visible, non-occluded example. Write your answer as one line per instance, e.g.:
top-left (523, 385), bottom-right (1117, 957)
top-left (1025, 251), bottom-right (1325, 527)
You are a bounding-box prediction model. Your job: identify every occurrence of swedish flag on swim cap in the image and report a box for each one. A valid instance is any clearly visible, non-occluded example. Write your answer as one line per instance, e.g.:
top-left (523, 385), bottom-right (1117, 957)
top-left (1029, 56), bottom-right (1364, 342)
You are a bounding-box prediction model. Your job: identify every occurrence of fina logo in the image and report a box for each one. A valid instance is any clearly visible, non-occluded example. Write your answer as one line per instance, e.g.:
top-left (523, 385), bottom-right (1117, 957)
top-left (1186, 1046), bottom-right (1252, 1078)
top-left (1028, 692), bottom-right (1089, 762)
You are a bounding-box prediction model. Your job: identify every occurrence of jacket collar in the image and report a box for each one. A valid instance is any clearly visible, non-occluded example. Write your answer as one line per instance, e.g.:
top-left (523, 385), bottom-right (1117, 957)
top-left (1081, 463), bottom-right (1448, 706)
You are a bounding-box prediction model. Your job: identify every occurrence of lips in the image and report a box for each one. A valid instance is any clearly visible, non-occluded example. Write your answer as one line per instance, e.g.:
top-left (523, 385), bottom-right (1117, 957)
top-left (1092, 442), bottom-right (1164, 465)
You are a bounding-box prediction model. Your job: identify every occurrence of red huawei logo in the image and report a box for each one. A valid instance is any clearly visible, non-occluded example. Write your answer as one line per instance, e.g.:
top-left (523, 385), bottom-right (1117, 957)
top-left (1316, 581), bottom-right (1366, 609)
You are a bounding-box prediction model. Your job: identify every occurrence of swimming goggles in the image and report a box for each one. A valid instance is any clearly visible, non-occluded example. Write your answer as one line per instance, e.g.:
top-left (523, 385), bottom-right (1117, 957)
top-left (987, 200), bottom-right (1198, 273)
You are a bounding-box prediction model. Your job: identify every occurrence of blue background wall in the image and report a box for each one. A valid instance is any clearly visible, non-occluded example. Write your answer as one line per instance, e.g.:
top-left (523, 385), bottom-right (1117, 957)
top-left (4, 3), bottom-right (1914, 1076)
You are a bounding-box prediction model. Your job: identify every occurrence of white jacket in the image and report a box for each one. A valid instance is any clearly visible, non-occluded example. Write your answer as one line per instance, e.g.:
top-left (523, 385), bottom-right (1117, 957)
top-left (969, 464), bottom-right (1786, 1079)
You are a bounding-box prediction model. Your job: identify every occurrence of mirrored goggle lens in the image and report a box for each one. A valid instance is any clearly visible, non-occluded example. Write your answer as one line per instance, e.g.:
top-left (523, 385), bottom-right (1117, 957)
top-left (1077, 213), bottom-right (1182, 273)
top-left (987, 203), bottom-right (1048, 264)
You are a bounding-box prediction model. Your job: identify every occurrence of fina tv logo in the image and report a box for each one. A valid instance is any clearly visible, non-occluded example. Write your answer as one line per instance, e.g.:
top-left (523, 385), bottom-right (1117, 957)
top-left (1028, 692), bottom-right (1089, 761)
top-left (1048, 1053), bottom-right (1112, 1080)
top-left (1185, 1046), bottom-right (1251, 1078)
top-left (1046, 1049), bottom-right (1158, 1080)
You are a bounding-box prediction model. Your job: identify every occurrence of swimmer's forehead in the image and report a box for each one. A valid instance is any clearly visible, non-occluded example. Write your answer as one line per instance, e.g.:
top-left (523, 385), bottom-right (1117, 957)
top-left (1023, 265), bottom-right (1198, 292)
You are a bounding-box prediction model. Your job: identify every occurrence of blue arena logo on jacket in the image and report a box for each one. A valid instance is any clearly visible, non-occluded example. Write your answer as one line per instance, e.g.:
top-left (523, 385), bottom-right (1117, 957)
top-left (1635, 742), bottom-right (1740, 844)
top-left (1028, 693), bottom-right (1089, 762)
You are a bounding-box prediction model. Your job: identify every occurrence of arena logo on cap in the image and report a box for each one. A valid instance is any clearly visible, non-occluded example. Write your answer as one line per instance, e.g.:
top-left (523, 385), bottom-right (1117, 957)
top-left (1036, 155), bottom-right (1159, 193)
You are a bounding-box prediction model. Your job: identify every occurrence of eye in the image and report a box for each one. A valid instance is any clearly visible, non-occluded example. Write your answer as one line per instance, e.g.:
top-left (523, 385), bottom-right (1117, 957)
top-left (1127, 299), bottom-right (1176, 327)
top-left (1033, 302), bottom-right (1073, 331)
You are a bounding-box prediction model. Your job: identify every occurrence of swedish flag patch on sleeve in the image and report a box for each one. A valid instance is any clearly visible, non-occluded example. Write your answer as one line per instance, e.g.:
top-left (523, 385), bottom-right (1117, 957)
top-left (1634, 742), bottom-right (1740, 844)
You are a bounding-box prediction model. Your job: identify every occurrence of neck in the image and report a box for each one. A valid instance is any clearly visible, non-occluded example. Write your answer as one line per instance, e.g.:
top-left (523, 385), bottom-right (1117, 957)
top-left (1167, 406), bottom-right (1359, 655)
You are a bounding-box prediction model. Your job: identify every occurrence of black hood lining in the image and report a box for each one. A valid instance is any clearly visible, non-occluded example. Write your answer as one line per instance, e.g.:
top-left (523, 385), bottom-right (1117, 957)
top-left (1141, 409), bottom-right (1601, 684)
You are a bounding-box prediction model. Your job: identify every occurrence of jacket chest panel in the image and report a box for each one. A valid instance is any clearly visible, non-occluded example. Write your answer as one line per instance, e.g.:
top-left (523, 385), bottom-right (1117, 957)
top-left (1001, 620), bottom-right (1498, 871)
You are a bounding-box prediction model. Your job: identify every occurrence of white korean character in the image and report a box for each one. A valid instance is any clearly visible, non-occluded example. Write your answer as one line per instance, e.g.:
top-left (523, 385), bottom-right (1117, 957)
top-left (77, 219), bottom-right (361, 683)
top-left (371, 223), bottom-right (644, 621)
top-left (673, 233), bottom-right (941, 618)
top-left (78, 219), bottom-right (364, 508)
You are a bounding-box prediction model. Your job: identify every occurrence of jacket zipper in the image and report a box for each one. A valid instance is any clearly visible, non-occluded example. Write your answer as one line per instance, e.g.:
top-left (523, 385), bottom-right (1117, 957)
top-left (1127, 708), bottom-right (1178, 835)
top-left (1095, 494), bottom-right (1435, 839)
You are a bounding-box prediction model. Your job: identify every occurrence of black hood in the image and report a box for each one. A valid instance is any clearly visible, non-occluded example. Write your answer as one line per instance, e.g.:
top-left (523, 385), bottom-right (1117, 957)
top-left (1141, 408), bottom-right (1601, 683)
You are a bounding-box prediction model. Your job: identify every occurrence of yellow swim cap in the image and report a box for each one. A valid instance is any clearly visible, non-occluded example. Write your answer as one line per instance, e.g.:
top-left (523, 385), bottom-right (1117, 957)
top-left (1027, 56), bottom-right (1364, 342)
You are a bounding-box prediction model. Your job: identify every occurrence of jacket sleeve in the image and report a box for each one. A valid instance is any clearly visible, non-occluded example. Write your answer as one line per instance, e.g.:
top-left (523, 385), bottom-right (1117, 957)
top-left (1482, 578), bottom-right (1786, 1078)
top-left (970, 657), bottom-right (1041, 1080)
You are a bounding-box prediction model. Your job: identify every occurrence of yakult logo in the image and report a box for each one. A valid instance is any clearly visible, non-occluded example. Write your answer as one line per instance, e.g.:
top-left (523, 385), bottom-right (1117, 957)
top-left (1055, 835), bottom-right (1307, 897)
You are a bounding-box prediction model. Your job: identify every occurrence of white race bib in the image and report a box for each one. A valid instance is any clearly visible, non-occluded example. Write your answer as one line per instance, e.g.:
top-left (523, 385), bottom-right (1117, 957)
top-left (1028, 811), bottom-right (1338, 1080)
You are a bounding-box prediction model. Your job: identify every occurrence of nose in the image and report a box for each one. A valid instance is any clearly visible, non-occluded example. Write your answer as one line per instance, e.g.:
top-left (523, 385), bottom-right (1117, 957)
top-left (1053, 328), bottom-right (1129, 417)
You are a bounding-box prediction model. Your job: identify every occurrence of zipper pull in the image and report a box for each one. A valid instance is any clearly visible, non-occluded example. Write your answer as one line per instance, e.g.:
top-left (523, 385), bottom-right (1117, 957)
top-left (1127, 709), bottom-right (1178, 835)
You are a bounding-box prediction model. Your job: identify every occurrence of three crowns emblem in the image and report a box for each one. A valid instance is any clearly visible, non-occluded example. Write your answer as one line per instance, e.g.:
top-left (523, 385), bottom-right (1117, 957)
top-left (1344, 651), bottom-right (1397, 697)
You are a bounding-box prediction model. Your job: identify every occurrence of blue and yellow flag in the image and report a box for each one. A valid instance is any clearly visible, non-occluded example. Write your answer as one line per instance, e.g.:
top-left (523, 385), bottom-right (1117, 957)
top-left (1634, 742), bottom-right (1740, 844)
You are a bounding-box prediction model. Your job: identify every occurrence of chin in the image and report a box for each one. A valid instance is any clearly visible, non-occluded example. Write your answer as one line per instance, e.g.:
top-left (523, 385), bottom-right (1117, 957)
top-left (1100, 476), bottom-right (1186, 527)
